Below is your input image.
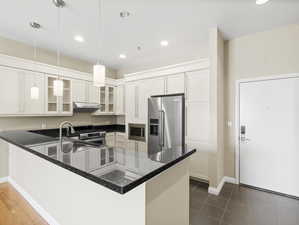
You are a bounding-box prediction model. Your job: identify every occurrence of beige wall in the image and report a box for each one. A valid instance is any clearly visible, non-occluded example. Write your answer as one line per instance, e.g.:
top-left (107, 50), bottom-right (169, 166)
top-left (0, 35), bottom-right (118, 78)
top-left (224, 24), bottom-right (299, 178)
top-left (208, 28), bottom-right (225, 188)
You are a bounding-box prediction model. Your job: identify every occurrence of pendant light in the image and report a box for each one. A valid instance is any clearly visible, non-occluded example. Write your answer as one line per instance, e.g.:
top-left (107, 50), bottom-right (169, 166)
top-left (93, 0), bottom-right (106, 87)
top-left (30, 22), bottom-right (40, 100)
top-left (53, 0), bottom-right (64, 97)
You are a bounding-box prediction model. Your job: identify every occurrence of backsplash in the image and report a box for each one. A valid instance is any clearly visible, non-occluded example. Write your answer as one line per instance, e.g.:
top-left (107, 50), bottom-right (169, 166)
top-left (0, 112), bottom-right (116, 131)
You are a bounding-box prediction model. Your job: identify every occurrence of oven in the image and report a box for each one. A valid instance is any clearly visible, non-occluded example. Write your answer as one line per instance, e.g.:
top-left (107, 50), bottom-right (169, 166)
top-left (128, 123), bottom-right (145, 142)
top-left (79, 131), bottom-right (106, 146)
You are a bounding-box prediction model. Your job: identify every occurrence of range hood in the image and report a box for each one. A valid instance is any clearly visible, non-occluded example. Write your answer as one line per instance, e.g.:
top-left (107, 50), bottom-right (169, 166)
top-left (73, 102), bottom-right (101, 112)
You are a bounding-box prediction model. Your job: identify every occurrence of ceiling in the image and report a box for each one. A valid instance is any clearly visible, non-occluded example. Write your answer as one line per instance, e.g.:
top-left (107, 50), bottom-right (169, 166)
top-left (0, 0), bottom-right (299, 74)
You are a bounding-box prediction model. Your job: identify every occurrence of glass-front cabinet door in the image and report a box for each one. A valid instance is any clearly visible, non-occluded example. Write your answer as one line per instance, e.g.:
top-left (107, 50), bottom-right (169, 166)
top-left (97, 86), bottom-right (115, 114)
top-left (46, 75), bottom-right (72, 115)
top-left (108, 86), bottom-right (114, 113)
top-left (61, 79), bottom-right (72, 113)
top-left (47, 76), bottom-right (59, 113)
top-left (99, 86), bottom-right (106, 112)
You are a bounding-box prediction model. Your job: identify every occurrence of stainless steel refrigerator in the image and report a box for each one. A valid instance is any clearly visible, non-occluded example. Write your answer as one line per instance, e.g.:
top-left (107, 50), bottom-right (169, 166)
top-left (148, 94), bottom-right (185, 155)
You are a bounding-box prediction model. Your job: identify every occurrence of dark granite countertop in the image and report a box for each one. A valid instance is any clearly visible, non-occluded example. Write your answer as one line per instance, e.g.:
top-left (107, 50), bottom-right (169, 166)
top-left (29, 124), bottom-right (125, 138)
top-left (0, 129), bottom-right (196, 194)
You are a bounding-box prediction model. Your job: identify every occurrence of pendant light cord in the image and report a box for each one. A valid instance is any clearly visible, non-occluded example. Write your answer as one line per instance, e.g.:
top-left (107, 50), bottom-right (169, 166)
top-left (97, 0), bottom-right (103, 65)
top-left (33, 27), bottom-right (38, 86)
top-left (57, 6), bottom-right (61, 68)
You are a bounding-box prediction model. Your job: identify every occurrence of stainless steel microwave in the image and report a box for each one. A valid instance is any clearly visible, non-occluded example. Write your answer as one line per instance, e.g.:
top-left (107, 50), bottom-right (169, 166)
top-left (128, 123), bottom-right (145, 142)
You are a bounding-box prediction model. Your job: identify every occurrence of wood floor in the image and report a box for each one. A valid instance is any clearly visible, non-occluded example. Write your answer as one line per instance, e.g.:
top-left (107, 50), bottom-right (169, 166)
top-left (0, 182), bottom-right (48, 225)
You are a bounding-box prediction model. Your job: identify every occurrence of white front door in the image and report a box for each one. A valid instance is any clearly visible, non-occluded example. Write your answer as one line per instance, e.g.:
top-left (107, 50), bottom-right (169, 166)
top-left (239, 76), bottom-right (299, 197)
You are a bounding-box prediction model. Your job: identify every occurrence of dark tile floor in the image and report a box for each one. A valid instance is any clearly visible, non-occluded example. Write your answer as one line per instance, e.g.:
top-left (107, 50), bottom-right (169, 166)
top-left (190, 180), bottom-right (299, 225)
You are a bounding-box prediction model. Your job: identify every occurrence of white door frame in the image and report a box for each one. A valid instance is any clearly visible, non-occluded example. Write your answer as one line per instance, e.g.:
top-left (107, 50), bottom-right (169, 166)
top-left (234, 73), bottom-right (299, 184)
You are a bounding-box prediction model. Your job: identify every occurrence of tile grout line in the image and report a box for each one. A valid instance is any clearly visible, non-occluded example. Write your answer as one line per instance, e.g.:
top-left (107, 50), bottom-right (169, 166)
top-left (218, 184), bottom-right (235, 225)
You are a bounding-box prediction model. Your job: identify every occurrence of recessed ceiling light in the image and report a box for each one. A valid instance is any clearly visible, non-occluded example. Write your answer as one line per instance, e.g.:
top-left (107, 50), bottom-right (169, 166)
top-left (256, 0), bottom-right (270, 5)
top-left (74, 35), bottom-right (84, 43)
top-left (160, 40), bottom-right (169, 47)
top-left (119, 54), bottom-right (126, 59)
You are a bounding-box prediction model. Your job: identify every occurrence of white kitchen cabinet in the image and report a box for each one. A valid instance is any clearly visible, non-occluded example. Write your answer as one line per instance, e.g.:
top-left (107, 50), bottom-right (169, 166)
top-left (95, 86), bottom-right (115, 114)
top-left (72, 80), bottom-right (99, 104)
top-left (72, 79), bottom-right (88, 102)
top-left (115, 132), bottom-right (126, 148)
top-left (105, 132), bottom-right (115, 147)
top-left (115, 84), bottom-right (125, 115)
top-left (0, 66), bottom-right (22, 114)
top-left (125, 82), bottom-right (138, 122)
top-left (127, 140), bottom-right (147, 152)
top-left (24, 71), bottom-right (45, 114)
top-left (139, 77), bottom-right (165, 123)
top-left (166, 73), bottom-right (185, 94)
top-left (0, 66), bottom-right (45, 115)
top-left (88, 82), bottom-right (99, 104)
top-left (126, 78), bottom-right (165, 123)
top-left (46, 75), bottom-right (72, 115)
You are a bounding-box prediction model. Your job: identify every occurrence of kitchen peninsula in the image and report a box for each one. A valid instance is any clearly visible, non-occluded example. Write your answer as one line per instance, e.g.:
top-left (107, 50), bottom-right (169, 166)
top-left (0, 127), bottom-right (195, 225)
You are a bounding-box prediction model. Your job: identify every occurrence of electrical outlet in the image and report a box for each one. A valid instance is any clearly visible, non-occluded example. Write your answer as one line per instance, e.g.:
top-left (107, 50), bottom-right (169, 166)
top-left (227, 121), bottom-right (232, 128)
top-left (41, 122), bottom-right (47, 129)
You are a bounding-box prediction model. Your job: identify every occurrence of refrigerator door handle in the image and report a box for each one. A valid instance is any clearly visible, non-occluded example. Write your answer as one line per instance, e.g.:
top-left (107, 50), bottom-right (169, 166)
top-left (159, 110), bottom-right (162, 146)
top-left (161, 110), bottom-right (165, 147)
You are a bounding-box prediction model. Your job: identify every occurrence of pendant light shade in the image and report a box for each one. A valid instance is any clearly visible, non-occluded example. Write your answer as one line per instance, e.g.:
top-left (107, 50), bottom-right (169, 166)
top-left (30, 85), bottom-right (39, 100)
top-left (53, 79), bottom-right (64, 97)
top-left (93, 64), bottom-right (106, 87)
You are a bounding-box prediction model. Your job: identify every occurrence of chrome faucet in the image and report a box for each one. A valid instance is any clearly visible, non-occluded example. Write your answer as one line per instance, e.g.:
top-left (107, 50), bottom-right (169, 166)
top-left (59, 121), bottom-right (75, 142)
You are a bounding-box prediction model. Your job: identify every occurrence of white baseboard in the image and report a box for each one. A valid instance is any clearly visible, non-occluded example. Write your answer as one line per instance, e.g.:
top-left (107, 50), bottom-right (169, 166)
top-left (0, 177), bottom-right (8, 183)
top-left (208, 176), bottom-right (237, 195)
top-left (8, 177), bottom-right (60, 225)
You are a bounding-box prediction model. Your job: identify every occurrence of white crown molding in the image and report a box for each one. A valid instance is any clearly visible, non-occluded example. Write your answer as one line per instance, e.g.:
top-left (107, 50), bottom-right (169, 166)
top-left (124, 58), bottom-right (209, 82)
top-left (0, 53), bottom-right (93, 80)
top-left (8, 177), bottom-right (60, 225)
top-left (0, 53), bottom-right (118, 85)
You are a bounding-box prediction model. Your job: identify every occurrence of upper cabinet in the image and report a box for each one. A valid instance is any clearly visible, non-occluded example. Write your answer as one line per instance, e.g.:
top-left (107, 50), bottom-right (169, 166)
top-left (0, 66), bottom-right (45, 116)
top-left (46, 75), bottom-right (72, 115)
top-left (94, 85), bottom-right (115, 114)
top-left (24, 71), bottom-right (46, 114)
top-left (166, 73), bottom-right (185, 95)
top-left (72, 80), bottom-right (99, 104)
top-left (125, 77), bottom-right (164, 124)
top-left (72, 79), bottom-right (88, 103)
top-left (115, 84), bottom-right (125, 115)
top-left (88, 82), bottom-right (99, 104)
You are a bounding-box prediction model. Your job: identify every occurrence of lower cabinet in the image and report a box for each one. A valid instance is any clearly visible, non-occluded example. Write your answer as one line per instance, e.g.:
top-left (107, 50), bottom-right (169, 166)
top-left (127, 140), bottom-right (147, 152)
top-left (115, 132), bottom-right (126, 148)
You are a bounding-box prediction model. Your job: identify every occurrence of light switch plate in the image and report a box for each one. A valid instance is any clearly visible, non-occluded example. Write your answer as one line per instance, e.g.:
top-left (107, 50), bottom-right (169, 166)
top-left (227, 121), bottom-right (232, 127)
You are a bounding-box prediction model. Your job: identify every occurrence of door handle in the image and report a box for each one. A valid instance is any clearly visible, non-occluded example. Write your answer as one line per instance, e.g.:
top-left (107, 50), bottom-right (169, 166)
top-left (240, 125), bottom-right (251, 142)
